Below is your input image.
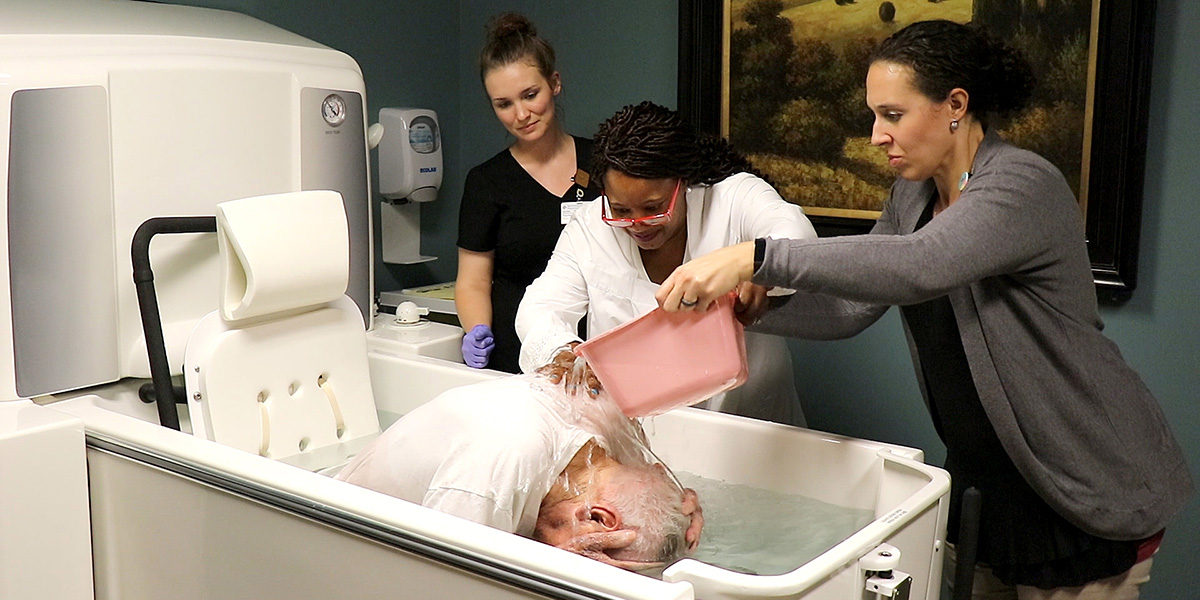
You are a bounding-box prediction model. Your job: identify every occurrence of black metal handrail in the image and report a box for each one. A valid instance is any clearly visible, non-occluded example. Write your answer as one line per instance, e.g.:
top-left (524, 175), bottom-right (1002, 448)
top-left (131, 216), bottom-right (217, 430)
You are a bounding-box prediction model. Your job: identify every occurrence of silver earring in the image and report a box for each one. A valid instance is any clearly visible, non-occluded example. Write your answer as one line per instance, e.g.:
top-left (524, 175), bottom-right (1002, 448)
top-left (950, 119), bottom-right (960, 133)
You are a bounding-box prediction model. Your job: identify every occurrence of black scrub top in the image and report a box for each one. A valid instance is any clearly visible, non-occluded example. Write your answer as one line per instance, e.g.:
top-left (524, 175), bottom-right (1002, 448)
top-left (457, 136), bottom-right (600, 373)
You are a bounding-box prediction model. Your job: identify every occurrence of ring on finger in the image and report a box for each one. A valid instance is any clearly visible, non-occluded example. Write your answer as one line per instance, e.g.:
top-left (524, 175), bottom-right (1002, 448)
top-left (680, 298), bottom-right (698, 308)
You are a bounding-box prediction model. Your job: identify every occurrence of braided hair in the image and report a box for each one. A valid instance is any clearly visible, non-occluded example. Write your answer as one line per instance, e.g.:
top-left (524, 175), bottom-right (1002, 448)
top-left (869, 20), bottom-right (1036, 126)
top-left (591, 101), bottom-right (767, 186)
top-left (479, 12), bottom-right (557, 85)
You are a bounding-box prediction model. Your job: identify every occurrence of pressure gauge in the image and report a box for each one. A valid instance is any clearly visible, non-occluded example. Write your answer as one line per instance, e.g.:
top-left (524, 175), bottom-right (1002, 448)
top-left (321, 93), bottom-right (347, 127)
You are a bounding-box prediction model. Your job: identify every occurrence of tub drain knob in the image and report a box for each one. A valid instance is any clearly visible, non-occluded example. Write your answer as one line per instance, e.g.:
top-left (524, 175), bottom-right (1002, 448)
top-left (862, 543), bottom-right (911, 599)
top-left (860, 543), bottom-right (901, 571)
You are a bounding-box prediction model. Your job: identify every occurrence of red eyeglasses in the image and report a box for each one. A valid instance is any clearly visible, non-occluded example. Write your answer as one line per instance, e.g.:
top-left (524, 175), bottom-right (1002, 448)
top-left (600, 179), bottom-right (682, 228)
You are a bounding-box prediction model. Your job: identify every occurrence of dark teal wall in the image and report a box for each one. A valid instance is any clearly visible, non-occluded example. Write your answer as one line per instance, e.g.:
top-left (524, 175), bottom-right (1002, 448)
top-left (166, 2), bottom-right (1198, 598)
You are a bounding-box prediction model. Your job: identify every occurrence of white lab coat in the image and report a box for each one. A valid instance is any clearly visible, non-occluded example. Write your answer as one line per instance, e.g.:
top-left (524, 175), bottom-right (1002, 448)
top-left (516, 173), bottom-right (817, 426)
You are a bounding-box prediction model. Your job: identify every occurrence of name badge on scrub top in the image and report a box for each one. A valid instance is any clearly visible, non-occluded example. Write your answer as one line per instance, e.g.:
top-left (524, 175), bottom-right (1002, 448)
top-left (561, 169), bottom-right (591, 224)
top-left (560, 194), bottom-right (586, 224)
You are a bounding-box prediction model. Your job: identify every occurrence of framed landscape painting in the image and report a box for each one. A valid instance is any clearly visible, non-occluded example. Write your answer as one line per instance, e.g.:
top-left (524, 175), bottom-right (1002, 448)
top-left (679, 0), bottom-right (1158, 296)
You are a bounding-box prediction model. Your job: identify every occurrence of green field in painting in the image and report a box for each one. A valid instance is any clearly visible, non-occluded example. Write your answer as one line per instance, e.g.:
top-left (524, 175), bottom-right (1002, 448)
top-left (734, 0), bottom-right (973, 47)
top-left (783, 0), bottom-right (971, 45)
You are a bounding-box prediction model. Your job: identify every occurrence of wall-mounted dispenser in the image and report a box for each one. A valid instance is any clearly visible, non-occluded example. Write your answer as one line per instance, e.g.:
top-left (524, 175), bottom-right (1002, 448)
top-left (376, 107), bottom-right (441, 264)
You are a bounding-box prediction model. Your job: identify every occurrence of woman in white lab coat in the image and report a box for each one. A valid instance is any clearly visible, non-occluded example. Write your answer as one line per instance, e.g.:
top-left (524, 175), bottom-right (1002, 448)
top-left (515, 101), bottom-right (816, 426)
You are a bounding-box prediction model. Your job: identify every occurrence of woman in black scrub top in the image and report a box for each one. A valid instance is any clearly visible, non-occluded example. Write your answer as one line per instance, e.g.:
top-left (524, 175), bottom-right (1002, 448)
top-left (455, 12), bottom-right (600, 372)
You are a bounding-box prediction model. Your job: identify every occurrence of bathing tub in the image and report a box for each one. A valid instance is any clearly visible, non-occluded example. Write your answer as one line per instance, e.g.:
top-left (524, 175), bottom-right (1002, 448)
top-left (44, 348), bottom-right (949, 600)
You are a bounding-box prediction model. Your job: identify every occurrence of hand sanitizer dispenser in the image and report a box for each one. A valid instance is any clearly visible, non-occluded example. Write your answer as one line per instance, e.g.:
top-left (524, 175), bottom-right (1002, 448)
top-left (379, 107), bottom-right (441, 202)
top-left (377, 107), bottom-right (441, 263)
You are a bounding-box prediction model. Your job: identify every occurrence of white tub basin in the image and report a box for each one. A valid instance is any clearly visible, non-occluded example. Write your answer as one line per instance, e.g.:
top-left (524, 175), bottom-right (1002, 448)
top-left (44, 350), bottom-right (948, 600)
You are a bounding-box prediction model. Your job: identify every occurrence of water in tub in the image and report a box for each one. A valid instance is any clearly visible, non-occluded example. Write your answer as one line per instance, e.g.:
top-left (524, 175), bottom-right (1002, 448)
top-left (675, 471), bottom-right (874, 576)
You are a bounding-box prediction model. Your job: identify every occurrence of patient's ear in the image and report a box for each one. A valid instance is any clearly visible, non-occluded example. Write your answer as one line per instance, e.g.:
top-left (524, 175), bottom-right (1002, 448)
top-left (574, 503), bottom-right (621, 531)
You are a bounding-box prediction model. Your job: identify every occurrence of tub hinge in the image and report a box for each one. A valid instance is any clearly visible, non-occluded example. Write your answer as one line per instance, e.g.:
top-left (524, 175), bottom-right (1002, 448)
top-left (860, 543), bottom-right (912, 600)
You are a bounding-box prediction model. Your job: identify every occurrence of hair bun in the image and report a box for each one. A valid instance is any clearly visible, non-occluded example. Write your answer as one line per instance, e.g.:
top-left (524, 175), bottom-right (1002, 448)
top-left (487, 12), bottom-right (536, 42)
top-left (478, 12), bottom-right (557, 86)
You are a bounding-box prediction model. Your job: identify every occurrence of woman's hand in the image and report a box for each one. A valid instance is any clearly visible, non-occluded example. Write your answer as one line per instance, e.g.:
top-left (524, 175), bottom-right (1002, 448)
top-left (732, 281), bottom-right (770, 327)
top-left (460, 324), bottom-right (495, 368)
top-left (681, 488), bottom-right (704, 553)
top-left (656, 241), bottom-right (757, 312)
top-left (536, 344), bottom-right (602, 398)
top-left (554, 530), bottom-right (663, 571)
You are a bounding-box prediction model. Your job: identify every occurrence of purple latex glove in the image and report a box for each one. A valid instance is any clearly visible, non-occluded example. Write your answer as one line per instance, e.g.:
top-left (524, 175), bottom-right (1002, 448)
top-left (461, 324), bottom-right (495, 368)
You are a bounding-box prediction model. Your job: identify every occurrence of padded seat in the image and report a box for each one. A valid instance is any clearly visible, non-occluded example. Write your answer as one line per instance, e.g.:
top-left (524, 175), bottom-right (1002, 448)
top-left (183, 190), bottom-right (380, 461)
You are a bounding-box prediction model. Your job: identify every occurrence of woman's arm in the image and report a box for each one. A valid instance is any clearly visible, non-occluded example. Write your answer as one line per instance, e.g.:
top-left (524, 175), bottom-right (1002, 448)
top-left (455, 248), bottom-right (495, 331)
top-left (758, 162), bottom-right (1073, 306)
top-left (755, 292), bottom-right (888, 340)
top-left (658, 176), bottom-right (902, 331)
top-left (727, 174), bottom-right (817, 242)
top-left (455, 248), bottom-right (498, 368)
top-left (515, 220), bottom-right (592, 373)
top-left (662, 152), bottom-right (1074, 309)
top-left (707, 174), bottom-right (817, 322)
top-left (653, 173), bottom-right (821, 311)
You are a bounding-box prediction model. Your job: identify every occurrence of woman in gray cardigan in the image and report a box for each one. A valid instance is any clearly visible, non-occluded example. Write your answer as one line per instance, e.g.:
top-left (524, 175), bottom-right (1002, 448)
top-left (657, 20), bottom-right (1192, 599)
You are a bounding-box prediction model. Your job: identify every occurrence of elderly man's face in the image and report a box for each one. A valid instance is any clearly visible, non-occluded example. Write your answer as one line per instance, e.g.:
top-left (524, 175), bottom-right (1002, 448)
top-left (532, 498), bottom-right (577, 546)
top-left (532, 466), bottom-right (619, 547)
top-left (532, 440), bottom-right (701, 570)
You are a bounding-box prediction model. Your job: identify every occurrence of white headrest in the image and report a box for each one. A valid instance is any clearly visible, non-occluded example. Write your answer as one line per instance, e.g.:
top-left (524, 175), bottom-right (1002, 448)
top-left (216, 190), bottom-right (349, 323)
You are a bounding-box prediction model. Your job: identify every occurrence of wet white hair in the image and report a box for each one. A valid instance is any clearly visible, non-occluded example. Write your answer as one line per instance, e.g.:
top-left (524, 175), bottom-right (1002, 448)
top-left (600, 463), bottom-right (690, 564)
top-left (526, 373), bottom-right (690, 563)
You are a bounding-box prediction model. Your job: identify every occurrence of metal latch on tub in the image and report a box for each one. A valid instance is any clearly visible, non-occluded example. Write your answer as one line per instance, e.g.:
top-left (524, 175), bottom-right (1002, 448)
top-left (860, 543), bottom-right (912, 600)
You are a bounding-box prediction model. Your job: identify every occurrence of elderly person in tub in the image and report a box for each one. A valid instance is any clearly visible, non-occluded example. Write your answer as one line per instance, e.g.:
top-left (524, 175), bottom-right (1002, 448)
top-left (335, 374), bottom-right (703, 570)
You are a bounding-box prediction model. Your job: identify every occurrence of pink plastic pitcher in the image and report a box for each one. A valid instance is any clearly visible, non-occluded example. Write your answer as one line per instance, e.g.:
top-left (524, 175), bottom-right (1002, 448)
top-left (575, 293), bottom-right (749, 417)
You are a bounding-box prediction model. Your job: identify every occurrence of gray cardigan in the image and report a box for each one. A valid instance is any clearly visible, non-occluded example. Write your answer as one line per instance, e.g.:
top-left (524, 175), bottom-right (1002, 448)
top-left (754, 131), bottom-right (1193, 540)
